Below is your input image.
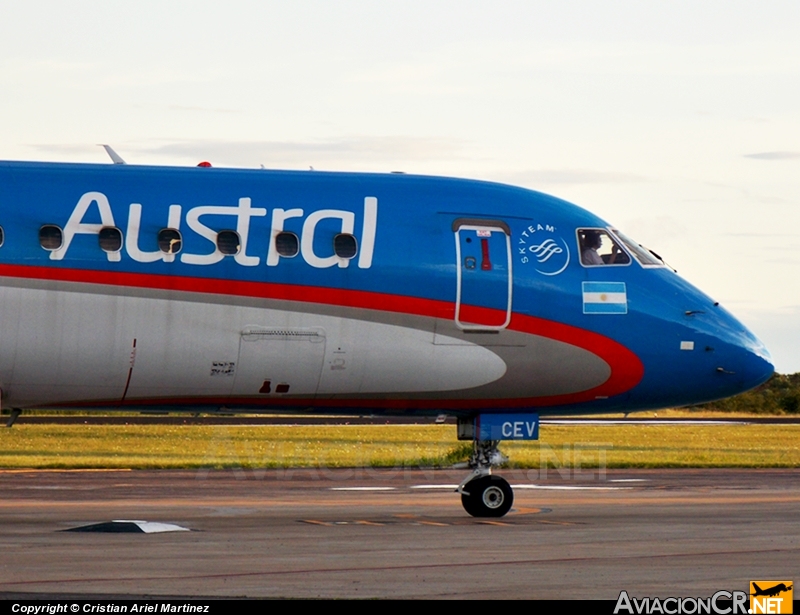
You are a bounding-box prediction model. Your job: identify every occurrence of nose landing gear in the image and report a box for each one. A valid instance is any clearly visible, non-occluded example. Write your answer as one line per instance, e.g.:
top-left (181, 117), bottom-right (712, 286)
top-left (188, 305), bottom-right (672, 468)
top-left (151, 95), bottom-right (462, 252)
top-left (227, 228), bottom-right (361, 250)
top-left (456, 438), bottom-right (514, 517)
top-left (454, 413), bottom-right (539, 518)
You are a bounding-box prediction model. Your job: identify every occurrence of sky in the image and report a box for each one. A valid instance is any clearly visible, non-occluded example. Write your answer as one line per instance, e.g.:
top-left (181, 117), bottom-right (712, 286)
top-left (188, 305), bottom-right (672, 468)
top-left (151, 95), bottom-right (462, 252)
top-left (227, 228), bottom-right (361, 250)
top-left (1, 1), bottom-right (799, 372)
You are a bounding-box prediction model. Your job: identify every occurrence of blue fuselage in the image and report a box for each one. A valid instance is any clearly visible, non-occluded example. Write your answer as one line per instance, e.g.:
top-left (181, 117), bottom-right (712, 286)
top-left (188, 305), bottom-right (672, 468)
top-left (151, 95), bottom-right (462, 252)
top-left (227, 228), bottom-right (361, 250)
top-left (0, 161), bottom-right (773, 414)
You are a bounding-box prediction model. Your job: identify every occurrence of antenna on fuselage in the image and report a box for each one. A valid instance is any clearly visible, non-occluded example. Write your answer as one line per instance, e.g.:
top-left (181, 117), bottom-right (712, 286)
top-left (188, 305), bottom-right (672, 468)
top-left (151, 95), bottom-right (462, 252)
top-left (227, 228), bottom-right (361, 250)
top-left (98, 144), bottom-right (127, 165)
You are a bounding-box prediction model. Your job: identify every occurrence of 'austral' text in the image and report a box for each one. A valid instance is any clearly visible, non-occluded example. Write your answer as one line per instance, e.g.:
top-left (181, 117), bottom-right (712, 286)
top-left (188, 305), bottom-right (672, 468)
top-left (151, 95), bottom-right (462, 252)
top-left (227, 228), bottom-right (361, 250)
top-left (50, 192), bottom-right (378, 269)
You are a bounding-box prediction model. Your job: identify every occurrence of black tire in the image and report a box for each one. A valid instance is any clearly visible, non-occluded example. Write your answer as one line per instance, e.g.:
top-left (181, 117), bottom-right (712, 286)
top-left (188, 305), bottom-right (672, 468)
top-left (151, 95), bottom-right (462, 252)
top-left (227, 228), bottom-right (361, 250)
top-left (460, 475), bottom-right (514, 518)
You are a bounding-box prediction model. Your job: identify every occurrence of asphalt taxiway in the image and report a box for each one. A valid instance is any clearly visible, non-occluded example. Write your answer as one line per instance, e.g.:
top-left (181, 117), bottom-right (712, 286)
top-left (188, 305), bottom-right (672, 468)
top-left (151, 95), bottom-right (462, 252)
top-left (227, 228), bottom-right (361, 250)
top-left (0, 468), bottom-right (797, 599)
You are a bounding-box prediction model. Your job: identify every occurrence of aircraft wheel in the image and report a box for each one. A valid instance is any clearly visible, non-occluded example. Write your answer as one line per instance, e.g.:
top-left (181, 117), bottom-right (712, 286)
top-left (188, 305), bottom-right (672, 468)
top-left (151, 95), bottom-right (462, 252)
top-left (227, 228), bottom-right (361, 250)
top-left (461, 475), bottom-right (513, 518)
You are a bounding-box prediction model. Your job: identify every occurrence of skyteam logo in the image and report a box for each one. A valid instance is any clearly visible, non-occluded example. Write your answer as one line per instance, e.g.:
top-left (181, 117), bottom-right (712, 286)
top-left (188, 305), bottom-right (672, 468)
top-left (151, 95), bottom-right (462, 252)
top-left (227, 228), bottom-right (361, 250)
top-left (517, 223), bottom-right (570, 276)
top-left (583, 281), bottom-right (627, 314)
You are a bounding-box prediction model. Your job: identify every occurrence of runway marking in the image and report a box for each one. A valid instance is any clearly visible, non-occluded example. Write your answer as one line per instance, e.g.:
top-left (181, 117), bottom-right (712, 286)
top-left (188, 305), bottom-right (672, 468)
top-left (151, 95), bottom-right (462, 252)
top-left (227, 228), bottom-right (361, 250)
top-left (294, 509), bottom-right (550, 528)
top-left (409, 483), bottom-right (634, 493)
top-left (512, 484), bottom-right (632, 490)
top-left (303, 517), bottom-right (451, 527)
top-left (511, 507), bottom-right (546, 515)
top-left (329, 487), bottom-right (397, 491)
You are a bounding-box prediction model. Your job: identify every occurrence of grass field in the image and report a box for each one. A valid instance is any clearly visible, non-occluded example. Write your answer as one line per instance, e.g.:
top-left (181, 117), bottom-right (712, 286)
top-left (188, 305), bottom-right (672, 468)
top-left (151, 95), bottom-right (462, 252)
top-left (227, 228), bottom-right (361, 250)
top-left (1, 422), bottom-right (798, 469)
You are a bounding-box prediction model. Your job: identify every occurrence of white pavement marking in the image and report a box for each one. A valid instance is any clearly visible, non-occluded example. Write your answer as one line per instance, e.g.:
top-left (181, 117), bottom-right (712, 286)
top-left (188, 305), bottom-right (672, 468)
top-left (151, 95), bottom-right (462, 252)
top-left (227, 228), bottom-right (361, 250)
top-left (410, 484), bottom-right (633, 491)
top-left (329, 487), bottom-right (397, 491)
top-left (511, 485), bottom-right (633, 490)
top-left (332, 484), bottom-right (636, 491)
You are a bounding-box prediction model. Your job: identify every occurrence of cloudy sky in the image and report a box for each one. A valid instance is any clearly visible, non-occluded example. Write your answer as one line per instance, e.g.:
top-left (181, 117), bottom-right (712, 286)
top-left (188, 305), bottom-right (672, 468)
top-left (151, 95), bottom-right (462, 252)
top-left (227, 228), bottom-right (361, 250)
top-left (2, 1), bottom-right (799, 372)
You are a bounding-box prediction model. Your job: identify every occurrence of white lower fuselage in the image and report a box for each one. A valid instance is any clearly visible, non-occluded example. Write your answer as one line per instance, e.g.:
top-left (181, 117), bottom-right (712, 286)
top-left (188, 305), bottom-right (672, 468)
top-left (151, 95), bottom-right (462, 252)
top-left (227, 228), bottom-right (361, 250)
top-left (0, 279), bottom-right (612, 412)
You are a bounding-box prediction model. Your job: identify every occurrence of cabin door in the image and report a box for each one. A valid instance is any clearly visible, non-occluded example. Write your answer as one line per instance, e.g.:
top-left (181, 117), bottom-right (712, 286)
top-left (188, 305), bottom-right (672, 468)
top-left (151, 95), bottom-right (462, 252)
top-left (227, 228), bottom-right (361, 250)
top-left (232, 327), bottom-right (326, 398)
top-left (453, 219), bottom-right (513, 330)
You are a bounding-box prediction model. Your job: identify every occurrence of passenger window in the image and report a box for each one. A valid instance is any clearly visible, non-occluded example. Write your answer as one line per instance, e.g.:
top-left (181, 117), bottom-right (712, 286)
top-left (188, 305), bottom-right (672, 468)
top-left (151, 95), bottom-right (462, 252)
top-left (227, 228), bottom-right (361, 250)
top-left (216, 230), bottom-right (240, 255)
top-left (275, 231), bottom-right (299, 257)
top-left (333, 233), bottom-right (357, 259)
top-left (0, 226), bottom-right (4, 247)
top-left (98, 227), bottom-right (123, 253)
top-left (577, 229), bottom-right (630, 266)
top-left (158, 228), bottom-right (182, 254)
top-left (39, 225), bottom-right (63, 251)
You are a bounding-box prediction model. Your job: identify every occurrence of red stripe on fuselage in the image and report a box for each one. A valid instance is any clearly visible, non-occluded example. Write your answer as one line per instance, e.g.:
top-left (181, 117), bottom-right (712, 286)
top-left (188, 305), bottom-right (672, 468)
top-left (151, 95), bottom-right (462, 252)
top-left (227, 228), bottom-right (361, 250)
top-left (0, 264), bottom-right (644, 408)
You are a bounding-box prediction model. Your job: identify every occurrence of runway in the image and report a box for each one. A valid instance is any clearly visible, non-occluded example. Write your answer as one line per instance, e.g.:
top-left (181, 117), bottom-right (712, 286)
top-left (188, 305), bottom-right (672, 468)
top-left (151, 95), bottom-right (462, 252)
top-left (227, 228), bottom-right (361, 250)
top-left (0, 468), bottom-right (798, 599)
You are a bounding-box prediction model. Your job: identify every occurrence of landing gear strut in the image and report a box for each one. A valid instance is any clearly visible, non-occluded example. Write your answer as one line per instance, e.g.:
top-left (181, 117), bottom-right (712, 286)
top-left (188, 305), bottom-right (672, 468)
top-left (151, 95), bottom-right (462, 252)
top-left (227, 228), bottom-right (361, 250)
top-left (5, 409), bottom-right (21, 428)
top-left (456, 437), bottom-right (514, 518)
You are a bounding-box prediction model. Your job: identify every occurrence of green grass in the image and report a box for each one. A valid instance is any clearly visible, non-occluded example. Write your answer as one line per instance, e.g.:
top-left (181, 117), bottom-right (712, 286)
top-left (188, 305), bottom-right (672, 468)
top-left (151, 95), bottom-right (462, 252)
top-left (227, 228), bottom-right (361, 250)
top-left (1, 423), bottom-right (798, 469)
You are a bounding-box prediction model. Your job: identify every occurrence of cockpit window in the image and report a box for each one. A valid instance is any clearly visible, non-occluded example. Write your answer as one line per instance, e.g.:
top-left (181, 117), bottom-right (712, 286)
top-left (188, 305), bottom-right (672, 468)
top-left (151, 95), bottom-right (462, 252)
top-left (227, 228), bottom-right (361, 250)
top-left (577, 229), bottom-right (630, 266)
top-left (609, 229), bottom-right (665, 267)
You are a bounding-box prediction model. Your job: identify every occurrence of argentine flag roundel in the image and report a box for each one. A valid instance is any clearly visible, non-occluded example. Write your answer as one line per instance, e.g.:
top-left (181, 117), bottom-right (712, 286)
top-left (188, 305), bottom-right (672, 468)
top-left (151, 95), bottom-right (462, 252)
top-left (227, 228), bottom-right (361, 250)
top-left (582, 281), bottom-right (627, 314)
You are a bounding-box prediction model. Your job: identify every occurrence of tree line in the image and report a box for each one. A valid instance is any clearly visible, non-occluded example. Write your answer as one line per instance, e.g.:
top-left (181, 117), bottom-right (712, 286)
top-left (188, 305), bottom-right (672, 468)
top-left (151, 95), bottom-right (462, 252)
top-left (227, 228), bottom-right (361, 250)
top-left (692, 372), bottom-right (800, 414)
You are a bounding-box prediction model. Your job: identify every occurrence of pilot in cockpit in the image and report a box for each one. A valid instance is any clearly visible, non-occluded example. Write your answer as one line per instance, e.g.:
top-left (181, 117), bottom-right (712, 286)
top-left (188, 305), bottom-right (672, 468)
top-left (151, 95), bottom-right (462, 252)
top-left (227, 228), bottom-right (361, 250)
top-left (580, 229), bottom-right (629, 266)
top-left (581, 230), bottom-right (604, 265)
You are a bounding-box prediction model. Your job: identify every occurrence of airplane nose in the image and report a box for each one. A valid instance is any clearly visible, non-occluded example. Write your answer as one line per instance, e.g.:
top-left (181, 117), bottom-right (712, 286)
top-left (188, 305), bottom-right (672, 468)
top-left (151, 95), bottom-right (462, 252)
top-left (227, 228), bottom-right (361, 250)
top-left (726, 328), bottom-right (774, 391)
top-left (707, 307), bottom-right (774, 397)
top-left (630, 282), bottom-right (775, 409)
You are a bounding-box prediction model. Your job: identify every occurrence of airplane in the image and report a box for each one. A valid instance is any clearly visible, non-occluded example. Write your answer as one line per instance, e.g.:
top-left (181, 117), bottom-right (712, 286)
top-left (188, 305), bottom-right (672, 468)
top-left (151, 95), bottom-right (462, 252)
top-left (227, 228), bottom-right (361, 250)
top-left (751, 583), bottom-right (792, 598)
top-left (0, 154), bottom-right (774, 517)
